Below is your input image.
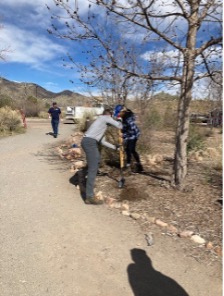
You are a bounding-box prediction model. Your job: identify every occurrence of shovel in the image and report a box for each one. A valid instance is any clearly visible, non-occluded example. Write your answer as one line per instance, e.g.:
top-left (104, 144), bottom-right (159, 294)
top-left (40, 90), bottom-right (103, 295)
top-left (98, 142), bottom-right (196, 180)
top-left (118, 130), bottom-right (125, 188)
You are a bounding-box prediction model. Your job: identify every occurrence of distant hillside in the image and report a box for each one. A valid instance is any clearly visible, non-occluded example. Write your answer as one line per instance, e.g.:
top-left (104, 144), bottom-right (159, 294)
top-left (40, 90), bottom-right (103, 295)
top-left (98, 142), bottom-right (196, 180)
top-left (0, 77), bottom-right (87, 103)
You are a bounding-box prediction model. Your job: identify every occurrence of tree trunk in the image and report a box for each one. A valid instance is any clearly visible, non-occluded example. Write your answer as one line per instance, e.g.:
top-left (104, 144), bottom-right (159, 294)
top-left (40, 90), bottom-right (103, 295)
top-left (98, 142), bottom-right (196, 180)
top-left (173, 2), bottom-right (199, 188)
top-left (173, 78), bottom-right (191, 189)
top-left (174, 48), bottom-right (197, 188)
top-left (174, 26), bottom-right (197, 190)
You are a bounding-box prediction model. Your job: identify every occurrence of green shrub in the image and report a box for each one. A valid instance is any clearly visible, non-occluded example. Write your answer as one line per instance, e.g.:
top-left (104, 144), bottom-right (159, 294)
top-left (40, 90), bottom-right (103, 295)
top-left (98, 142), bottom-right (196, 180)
top-left (187, 125), bottom-right (205, 152)
top-left (0, 95), bottom-right (12, 108)
top-left (144, 107), bottom-right (162, 130)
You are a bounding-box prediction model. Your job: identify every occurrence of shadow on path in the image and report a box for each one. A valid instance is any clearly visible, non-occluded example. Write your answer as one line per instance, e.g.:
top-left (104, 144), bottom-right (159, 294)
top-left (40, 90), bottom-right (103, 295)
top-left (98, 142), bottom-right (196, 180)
top-left (45, 132), bottom-right (55, 137)
top-left (127, 248), bottom-right (189, 296)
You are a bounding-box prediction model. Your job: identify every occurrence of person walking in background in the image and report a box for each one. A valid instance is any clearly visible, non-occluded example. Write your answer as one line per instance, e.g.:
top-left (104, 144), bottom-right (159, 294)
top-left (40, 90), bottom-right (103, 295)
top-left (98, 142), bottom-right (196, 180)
top-left (119, 107), bottom-right (143, 173)
top-left (48, 102), bottom-right (61, 138)
top-left (81, 109), bottom-right (122, 205)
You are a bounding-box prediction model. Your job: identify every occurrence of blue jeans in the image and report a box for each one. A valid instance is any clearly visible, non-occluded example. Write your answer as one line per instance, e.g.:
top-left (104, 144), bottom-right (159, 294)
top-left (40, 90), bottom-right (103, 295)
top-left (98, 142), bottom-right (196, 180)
top-left (81, 137), bottom-right (100, 198)
top-left (51, 119), bottom-right (59, 136)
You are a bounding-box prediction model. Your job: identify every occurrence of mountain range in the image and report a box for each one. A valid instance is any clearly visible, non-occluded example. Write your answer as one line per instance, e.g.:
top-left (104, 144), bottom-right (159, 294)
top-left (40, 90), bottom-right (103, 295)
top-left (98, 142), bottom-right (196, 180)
top-left (0, 77), bottom-right (85, 100)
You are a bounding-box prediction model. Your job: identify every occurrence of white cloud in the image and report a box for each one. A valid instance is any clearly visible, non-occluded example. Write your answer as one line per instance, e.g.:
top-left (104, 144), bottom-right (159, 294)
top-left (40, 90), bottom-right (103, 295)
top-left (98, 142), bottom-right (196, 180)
top-left (2, 0), bottom-right (53, 7)
top-left (141, 49), bottom-right (183, 64)
top-left (141, 46), bottom-right (222, 67)
top-left (141, 47), bottom-right (222, 99)
top-left (1, 24), bottom-right (66, 69)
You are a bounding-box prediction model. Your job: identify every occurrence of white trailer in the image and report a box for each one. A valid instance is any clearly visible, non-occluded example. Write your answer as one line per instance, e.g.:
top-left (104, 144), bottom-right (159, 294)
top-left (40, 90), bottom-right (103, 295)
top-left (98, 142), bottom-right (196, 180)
top-left (64, 105), bottom-right (104, 123)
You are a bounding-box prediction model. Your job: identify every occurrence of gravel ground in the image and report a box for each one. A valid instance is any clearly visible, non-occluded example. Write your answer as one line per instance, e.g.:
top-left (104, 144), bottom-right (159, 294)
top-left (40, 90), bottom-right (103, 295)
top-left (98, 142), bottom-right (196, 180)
top-left (0, 119), bottom-right (222, 296)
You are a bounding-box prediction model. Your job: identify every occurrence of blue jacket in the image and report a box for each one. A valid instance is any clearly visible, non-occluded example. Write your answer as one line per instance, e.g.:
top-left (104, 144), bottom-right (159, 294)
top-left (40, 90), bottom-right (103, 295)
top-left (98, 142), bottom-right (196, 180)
top-left (122, 111), bottom-right (140, 140)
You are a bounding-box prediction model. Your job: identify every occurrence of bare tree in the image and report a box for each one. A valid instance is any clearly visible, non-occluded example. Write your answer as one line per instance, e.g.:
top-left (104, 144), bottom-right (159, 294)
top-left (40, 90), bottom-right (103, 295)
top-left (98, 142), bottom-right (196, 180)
top-left (0, 23), bottom-right (10, 61)
top-left (48, 0), bottom-right (222, 188)
top-left (206, 72), bottom-right (223, 109)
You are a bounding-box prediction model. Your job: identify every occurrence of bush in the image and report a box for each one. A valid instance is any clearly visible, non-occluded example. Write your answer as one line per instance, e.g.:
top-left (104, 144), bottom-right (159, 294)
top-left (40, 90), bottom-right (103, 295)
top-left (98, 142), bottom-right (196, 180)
top-left (0, 95), bottom-right (12, 108)
top-left (187, 125), bottom-right (206, 152)
top-left (0, 107), bottom-right (23, 134)
top-left (38, 111), bottom-right (49, 119)
top-left (143, 107), bottom-right (162, 130)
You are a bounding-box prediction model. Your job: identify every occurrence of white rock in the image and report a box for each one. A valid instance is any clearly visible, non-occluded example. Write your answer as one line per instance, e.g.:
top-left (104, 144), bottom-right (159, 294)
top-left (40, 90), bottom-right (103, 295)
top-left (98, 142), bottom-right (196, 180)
top-left (96, 191), bottom-right (104, 200)
top-left (104, 197), bottom-right (116, 205)
top-left (113, 202), bottom-right (122, 209)
top-left (130, 213), bottom-right (141, 220)
top-left (190, 235), bottom-right (206, 244)
top-left (121, 200), bottom-right (129, 211)
top-left (179, 230), bottom-right (194, 238)
top-left (122, 210), bottom-right (130, 216)
top-left (155, 219), bottom-right (168, 227)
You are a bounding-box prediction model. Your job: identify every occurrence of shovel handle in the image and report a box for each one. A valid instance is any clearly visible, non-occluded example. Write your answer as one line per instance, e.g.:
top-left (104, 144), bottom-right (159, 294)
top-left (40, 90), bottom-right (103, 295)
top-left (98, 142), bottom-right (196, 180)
top-left (118, 130), bottom-right (124, 169)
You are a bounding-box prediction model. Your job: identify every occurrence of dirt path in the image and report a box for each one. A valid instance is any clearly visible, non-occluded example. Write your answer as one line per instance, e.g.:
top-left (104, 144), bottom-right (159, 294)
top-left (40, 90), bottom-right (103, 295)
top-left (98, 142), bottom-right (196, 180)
top-left (0, 119), bottom-right (222, 296)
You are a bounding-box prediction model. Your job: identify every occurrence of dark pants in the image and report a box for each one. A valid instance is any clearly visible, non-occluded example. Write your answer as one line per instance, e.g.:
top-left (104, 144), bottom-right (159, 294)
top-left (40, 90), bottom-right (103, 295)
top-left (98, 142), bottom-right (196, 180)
top-left (51, 119), bottom-right (59, 136)
top-left (125, 139), bottom-right (140, 164)
top-left (81, 137), bottom-right (100, 198)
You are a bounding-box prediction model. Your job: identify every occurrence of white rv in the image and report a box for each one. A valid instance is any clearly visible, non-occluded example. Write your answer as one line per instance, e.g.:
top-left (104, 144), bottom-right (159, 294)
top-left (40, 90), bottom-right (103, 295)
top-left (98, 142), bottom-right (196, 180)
top-left (64, 105), bottom-right (104, 123)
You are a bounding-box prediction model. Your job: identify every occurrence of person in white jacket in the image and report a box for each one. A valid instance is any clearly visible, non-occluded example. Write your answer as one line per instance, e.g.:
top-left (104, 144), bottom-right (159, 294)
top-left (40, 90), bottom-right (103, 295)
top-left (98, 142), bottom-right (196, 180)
top-left (81, 109), bottom-right (122, 205)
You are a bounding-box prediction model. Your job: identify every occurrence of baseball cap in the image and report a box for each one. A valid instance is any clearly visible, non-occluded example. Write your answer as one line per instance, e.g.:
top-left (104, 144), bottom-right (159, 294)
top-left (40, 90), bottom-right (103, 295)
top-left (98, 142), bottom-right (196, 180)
top-left (114, 105), bottom-right (122, 117)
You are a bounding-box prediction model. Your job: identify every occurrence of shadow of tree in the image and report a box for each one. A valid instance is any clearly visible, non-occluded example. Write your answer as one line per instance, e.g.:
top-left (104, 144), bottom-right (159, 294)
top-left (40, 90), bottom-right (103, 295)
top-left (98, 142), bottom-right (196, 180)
top-left (127, 248), bottom-right (189, 296)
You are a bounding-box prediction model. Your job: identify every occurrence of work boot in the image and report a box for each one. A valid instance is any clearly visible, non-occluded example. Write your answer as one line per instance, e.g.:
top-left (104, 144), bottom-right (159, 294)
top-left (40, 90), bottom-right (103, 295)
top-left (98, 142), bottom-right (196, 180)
top-left (85, 197), bottom-right (104, 205)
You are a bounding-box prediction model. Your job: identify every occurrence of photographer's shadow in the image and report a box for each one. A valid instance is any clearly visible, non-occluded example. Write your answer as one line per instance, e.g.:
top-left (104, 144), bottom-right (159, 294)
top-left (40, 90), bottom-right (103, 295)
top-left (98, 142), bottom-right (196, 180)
top-left (128, 249), bottom-right (189, 296)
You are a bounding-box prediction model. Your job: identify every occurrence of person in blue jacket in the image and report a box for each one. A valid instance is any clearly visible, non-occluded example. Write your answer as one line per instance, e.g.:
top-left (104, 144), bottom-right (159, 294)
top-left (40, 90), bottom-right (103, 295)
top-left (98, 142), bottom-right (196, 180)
top-left (119, 107), bottom-right (143, 172)
top-left (48, 102), bottom-right (61, 138)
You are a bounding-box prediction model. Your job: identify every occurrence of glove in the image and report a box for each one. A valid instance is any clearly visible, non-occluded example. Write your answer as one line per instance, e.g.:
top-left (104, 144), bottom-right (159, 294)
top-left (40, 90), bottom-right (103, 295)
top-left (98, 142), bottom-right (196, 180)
top-left (115, 144), bottom-right (122, 151)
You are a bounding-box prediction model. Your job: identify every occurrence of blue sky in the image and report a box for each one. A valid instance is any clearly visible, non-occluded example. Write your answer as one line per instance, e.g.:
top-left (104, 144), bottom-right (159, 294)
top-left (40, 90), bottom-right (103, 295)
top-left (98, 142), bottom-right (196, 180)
top-left (0, 0), bottom-right (222, 97)
top-left (0, 0), bottom-right (88, 93)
